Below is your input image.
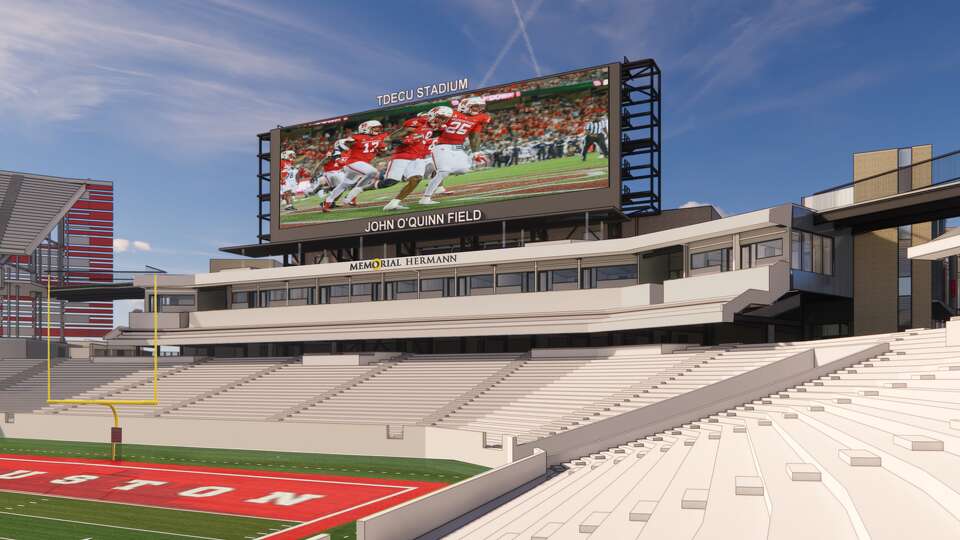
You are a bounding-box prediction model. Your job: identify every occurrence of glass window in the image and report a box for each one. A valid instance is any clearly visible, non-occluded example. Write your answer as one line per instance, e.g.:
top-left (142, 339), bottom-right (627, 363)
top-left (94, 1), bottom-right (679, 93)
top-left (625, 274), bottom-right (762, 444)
top-left (231, 292), bottom-right (248, 305)
top-left (420, 278), bottom-right (444, 292)
top-left (153, 294), bottom-right (195, 308)
top-left (801, 232), bottom-right (813, 272)
top-left (596, 265), bottom-right (637, 281)
top-left (497, 272), bottom-right (523, 288)
top-left (741, 245), bottom-right (752, 269)
top-left (351, 283), bottom-right (373, 296)
top-left (469, 275), bottom-right (494, 289)
top-left (329, 284), bottom-right (349, 297)
top-left (551, 268), bottom-right (578, 284)
top-left (898, 276), bottom-right (912, 296)
top-left (822, 236), bottom-right (833, 276)
top-left (755, 238), bottom-right (783, 259)
top-left (812, 235), bottom-right (823, 274)
top-left (690, 248), bottom-right (730, 271)
top-left (791, 231), bottom-right (802, 270)
top-left (288, 287), bottom-right (314, 302)
top-left (395, 280), bottom-right (417, 293)
top-left (258, 289), bottom-right (285, 306)
top-left (898, 295), bottom-right (912, 330)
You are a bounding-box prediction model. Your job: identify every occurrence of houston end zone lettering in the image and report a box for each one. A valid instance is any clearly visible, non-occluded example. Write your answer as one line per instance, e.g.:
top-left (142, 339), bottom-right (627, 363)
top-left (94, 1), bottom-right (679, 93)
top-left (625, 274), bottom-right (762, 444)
top-left (0, 467), bottom-right (322, 506)
top-left (363, 208), bottom-right (482, 233)
top-left (0, 455), bottom-right (445, 535)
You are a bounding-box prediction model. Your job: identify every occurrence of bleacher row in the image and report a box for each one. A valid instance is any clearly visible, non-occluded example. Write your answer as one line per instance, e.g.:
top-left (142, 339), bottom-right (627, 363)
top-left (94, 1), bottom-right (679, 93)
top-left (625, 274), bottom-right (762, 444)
top-left (448, 328), bottom-right (960, 539)
top-left (0, 339), bottom-right (871, 445)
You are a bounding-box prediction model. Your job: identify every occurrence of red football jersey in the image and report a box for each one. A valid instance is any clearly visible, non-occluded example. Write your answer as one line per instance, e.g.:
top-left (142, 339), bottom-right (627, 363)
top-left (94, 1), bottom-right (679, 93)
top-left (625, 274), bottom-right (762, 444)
top-left (436, 111), bottom-right (489, 145)
top-left (321, 150), bottom-right (348, 172)
top-left (344, 133), bottom-right (388, 164)
top-left (392, 117), bottom-right (436, 160)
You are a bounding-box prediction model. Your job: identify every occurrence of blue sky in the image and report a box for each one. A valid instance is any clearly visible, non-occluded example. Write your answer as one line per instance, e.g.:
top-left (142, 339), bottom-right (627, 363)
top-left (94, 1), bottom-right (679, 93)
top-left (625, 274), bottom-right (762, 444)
top-left (1, 0), bottom-right (959, 279)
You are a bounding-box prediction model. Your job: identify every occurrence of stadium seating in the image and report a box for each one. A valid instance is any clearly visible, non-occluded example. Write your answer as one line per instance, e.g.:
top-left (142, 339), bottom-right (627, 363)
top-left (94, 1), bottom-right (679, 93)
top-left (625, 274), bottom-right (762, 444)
top-left (43, 358), bottom-right (288, 418)
top-left (0, 359), bottom-right (148, 413)
top-left (447, 328), bottom-right (960, 539)
top-left (285, 354), bottom-right (524, 425)
top-left (165, 362), bottom-right (382, 421)
top-left (0, 358), bottom-right (46, 386)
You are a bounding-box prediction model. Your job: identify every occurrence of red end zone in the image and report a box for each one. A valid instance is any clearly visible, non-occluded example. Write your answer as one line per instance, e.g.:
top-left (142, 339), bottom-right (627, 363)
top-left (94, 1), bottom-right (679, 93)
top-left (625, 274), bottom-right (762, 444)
top-left (0, 454), bottom-right (446, 539)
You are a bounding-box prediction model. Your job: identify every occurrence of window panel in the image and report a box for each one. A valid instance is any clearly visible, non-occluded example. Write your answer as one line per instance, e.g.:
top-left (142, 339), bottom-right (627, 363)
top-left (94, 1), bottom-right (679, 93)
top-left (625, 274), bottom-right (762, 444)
top-left (690, 248), bottom-right (731, 271)
top-left (812, 235), bottom-right (823, 274)
top-left (801, 232), bottom-right (813, 272)
top-left (496, 272), bottom-right (523, 288)
top-left (898, 277), bottom-right (912, 296)
top-left (822, 236), bottom-right (833, 276)
top-left (755, 238), bottom-right (783, 259)
top-left (351, 283), bottom-right (373, 296)
top-left (469, 275), bottom-right (493, 289)
top-left (791, 231), bottom-right (802, 270)
top-left (741, 245), bottom-right (752, 269)
top-left (420, 278), bottom-right (444, 292)
top-left (395, 280), bottom-right (417, 293)
top-left (596, 264), bottom-right (637, 281)
top-left (551, 268), bottom-right (578, 284)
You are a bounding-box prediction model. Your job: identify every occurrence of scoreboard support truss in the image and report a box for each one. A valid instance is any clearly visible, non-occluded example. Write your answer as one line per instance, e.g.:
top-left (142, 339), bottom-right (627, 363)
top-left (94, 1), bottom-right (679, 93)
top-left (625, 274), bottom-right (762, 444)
top-left (619, 58), bottom-right (662, 216)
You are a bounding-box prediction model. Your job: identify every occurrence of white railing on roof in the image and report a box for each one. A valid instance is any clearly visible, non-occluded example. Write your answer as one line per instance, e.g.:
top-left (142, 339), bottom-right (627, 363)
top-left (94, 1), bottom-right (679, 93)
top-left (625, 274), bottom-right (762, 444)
top-left (802, 185), bottom-right (854, 211)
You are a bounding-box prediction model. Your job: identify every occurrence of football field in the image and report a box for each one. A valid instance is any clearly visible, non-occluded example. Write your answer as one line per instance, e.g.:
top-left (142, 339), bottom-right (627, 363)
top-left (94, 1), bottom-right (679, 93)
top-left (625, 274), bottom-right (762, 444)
top-left (281, 154), bottom-right (609, 226)
top-left (0, 438), bottom-right (486, 540)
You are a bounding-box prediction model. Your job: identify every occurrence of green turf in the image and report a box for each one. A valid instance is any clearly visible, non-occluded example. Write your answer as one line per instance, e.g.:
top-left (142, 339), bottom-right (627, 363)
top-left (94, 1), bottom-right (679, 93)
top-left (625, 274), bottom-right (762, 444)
top-left (0, 437), bottom-right (486, 482)
top-left (0, 437), bottom-right (487, 540)
top-left (281, 154), bottom-right (609, 225)
top-left (0, 490), bottom-right (290, 540)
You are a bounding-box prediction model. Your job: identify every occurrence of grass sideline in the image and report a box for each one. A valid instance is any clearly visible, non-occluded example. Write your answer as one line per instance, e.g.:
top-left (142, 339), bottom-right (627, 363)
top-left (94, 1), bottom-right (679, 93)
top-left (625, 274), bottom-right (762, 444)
top-left (0, 437), bottom-right (488, 540)
top-left (281, 154), bottom-right (609, 225)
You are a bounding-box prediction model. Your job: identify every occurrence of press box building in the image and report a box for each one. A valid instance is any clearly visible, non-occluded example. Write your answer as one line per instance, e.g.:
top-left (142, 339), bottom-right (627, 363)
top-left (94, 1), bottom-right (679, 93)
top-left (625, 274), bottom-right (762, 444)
top-left (103, 145), bottom-right (960, 356)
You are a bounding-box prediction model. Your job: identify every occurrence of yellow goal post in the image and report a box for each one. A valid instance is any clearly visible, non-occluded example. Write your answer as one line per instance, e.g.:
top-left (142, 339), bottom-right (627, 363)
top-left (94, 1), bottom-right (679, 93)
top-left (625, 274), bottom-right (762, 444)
top-left (46, 274), bottom-right (161, 459)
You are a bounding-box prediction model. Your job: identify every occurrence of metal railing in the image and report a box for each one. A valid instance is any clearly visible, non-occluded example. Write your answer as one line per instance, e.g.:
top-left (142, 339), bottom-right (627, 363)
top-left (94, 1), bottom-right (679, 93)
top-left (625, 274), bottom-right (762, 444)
top-left (802, 149), bottom-right (960, 211)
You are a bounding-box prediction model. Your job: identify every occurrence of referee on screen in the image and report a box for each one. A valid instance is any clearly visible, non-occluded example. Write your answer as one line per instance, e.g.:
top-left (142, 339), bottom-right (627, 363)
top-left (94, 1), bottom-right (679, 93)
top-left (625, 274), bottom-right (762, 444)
top-left (582, 113), bottom-right (609, 160)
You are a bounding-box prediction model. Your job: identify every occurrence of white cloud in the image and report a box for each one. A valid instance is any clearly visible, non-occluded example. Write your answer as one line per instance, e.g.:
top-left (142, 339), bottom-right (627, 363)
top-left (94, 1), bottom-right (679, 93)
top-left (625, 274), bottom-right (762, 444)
top-left (679, 200), bottom-right (728, 217)
top-left (0, 1), bottom-right (374, 151)
top-left (114, 238), bottom-right (152, 252)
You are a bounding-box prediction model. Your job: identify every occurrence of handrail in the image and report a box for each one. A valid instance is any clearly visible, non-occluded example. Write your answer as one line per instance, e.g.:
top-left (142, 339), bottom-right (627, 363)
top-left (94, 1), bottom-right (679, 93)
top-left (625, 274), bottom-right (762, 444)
top-left (807, 148), bottom-right (960, 198)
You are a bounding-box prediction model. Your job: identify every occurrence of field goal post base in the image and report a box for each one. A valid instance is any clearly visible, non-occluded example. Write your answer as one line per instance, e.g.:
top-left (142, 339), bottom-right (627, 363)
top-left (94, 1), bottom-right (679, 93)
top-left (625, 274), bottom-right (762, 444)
top-left (45, 276), bottom-right (160, 462)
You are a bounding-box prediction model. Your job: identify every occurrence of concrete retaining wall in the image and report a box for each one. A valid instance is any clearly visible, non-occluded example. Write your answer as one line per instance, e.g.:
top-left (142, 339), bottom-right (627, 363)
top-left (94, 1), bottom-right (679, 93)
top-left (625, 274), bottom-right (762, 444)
top-left (0, 416), bottom-right (509, 468)
top-left (357, 449), bottom-right (546, 540)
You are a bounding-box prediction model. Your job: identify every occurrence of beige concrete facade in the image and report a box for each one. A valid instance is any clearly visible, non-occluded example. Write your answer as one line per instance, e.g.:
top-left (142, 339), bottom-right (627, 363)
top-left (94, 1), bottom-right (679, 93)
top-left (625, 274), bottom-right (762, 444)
top-left (853, 145), bottom-right (935, 334)
top-left (853, 228), bottom-right (897, 334)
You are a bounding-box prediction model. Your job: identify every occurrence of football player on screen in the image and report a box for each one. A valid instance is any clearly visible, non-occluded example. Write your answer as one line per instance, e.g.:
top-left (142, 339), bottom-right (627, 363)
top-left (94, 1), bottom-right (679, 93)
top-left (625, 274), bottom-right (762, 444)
top-left (420, 96), bottom-right (490, 205)
top-left (308, 138), bottom-right (351, 202)
top-left (382, 106), bottom-right (451, 211)
top-left (280, 149), bottom-right (309, 211)
top-left (321, 120), bottom-right (392, 211)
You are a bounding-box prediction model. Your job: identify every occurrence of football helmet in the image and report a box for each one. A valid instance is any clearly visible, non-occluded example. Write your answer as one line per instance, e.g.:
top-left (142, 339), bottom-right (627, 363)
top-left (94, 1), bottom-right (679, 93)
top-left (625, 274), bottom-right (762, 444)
top-left (357, 120), bottom-right (383, 134)
top-left (457, 96), bottom-right (485, 115)
top-left (427, 105), bottom-right (454, 126)
top-left (280, 150), bottom-right (296, 160)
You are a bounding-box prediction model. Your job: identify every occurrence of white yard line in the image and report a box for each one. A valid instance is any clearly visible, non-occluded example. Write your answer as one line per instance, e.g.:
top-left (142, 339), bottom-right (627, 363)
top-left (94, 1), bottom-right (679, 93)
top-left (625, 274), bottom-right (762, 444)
top-left (255, 485), bottom-right (419, 539)
top-left (0, 510), bottom-right (225, 539)
top-left (0, 488), bottom-right (302, 522)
